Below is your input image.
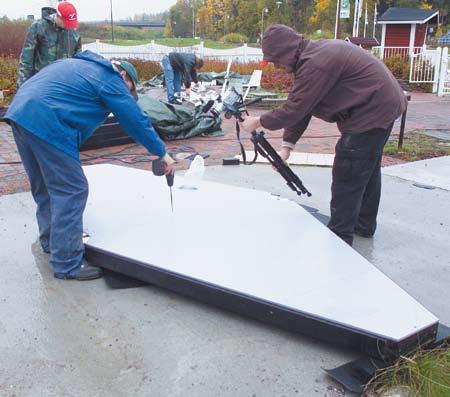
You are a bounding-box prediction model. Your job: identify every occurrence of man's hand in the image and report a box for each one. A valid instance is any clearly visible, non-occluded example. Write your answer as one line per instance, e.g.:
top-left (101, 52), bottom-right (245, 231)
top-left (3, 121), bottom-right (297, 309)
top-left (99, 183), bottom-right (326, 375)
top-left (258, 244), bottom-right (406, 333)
top-left (270, 147), bottom-right (292, 172)
top-left (162, 153), bottom-right (175, 174)
top-left (239, 115), bottom-right (261, 133)
top-left (280, 147), bottom-right (292, 163)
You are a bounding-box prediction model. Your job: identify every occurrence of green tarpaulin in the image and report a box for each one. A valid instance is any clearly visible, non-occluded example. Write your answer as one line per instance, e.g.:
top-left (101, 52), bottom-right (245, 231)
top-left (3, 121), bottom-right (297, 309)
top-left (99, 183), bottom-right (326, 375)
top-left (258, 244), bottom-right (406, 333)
top-left (138, 95), bottom-right (223, 141)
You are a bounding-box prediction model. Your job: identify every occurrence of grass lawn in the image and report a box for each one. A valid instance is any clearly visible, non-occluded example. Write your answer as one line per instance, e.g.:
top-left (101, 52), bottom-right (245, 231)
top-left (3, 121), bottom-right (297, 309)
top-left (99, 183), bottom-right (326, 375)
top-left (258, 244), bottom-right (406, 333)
top-left (103, 39), bottom-right (151, 46)
top-left (103, 38), bottom-right (237, 49)
top-left (384, 133), bottom-right (450, 161)
top-left (365, 345), bottom-right (450, 397)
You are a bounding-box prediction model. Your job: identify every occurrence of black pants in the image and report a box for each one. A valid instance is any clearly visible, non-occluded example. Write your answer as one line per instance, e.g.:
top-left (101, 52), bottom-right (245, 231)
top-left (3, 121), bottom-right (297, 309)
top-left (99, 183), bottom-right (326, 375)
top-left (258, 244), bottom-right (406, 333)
top-left (327, 125), bottom-right (393, 246)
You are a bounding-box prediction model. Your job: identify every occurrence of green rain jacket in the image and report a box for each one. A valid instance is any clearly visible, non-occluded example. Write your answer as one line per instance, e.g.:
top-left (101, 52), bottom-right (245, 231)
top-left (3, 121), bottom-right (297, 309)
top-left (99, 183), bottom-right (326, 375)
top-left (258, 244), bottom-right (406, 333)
top-left (17, 13), bottom-right (81, 88)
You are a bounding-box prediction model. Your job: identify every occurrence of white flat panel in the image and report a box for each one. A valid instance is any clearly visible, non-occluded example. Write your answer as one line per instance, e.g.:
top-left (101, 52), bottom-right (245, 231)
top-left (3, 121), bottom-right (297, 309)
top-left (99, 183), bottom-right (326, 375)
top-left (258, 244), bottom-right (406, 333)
top-left (383, 156), bottom-right (450, 191)
top-left (83, 164), bottom-right (437, 342)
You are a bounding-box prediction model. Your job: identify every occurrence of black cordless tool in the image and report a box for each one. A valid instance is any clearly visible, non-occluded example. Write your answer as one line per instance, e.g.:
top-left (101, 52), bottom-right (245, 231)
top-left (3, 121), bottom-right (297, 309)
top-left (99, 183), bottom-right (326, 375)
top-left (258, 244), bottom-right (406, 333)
top-left (152, 158), bottom-right (175, 212)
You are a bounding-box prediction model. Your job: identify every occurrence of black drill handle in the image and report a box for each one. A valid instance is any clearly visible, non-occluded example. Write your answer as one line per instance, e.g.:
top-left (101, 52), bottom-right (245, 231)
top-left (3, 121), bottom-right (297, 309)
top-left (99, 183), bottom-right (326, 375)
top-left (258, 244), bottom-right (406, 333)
top-left (152, 158), bottom-right (166, 176)
top-left (152, 158), bottom-right (175, 187)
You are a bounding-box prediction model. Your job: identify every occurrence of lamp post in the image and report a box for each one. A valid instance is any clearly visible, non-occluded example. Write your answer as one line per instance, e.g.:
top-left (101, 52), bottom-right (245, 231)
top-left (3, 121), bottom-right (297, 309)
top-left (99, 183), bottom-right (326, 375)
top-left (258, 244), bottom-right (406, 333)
top-left (261, 8), bottom-right (269, 41)
top-left (192, 4), bottom-right (196, 39)
top-left (224, 14), bottom-right (230, 35)
top-left (110, 0), bottom-right (114, 42)
top-left (334, 0), bottom-right (341, 39)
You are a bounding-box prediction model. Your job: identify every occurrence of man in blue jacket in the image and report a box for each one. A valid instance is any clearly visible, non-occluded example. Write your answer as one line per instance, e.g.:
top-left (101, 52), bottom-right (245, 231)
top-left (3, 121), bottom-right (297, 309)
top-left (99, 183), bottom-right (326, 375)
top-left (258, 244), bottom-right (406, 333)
top-left (5, 50), bottom-right (174, 281)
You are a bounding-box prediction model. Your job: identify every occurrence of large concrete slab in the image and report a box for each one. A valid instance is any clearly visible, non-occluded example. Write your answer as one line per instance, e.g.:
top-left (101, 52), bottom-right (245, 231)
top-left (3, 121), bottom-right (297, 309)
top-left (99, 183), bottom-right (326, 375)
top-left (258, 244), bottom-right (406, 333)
top-left (83, 165), bottom-right (437, 348)
top-left (382, 155), bottom-right (450, 191)
top-left (1, 163), bottom-right (448, 397)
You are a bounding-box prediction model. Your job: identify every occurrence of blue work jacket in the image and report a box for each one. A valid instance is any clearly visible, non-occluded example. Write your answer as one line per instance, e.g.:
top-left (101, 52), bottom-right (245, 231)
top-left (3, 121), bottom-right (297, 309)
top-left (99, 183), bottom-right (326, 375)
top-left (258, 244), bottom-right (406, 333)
top-left (6, 50), bottom-right (166, 159)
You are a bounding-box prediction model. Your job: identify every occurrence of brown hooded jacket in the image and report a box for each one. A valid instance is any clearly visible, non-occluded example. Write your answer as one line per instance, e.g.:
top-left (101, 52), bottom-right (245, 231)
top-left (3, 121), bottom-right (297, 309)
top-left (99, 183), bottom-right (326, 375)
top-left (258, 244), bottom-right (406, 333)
top-left (259, 25), bottom-right (407, 147)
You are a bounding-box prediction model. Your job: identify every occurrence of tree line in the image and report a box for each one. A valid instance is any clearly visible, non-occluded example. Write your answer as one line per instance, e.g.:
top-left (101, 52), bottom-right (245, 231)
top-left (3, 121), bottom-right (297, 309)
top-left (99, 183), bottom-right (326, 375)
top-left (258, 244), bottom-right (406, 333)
top-left (165, 0), bottom-right (449, 42)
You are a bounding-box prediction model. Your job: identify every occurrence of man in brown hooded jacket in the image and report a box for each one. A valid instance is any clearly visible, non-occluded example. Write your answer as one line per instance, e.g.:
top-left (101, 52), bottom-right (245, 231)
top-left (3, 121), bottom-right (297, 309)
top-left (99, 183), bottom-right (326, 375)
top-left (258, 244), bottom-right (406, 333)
top-left (241, 24), bottom-right (407, 246)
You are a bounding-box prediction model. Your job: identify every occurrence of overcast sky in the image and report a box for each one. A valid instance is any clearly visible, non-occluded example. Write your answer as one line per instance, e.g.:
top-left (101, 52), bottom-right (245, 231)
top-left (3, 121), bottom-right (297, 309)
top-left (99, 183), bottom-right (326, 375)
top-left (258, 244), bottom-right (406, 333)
top-left (2, 0), bottom-right (178, 21)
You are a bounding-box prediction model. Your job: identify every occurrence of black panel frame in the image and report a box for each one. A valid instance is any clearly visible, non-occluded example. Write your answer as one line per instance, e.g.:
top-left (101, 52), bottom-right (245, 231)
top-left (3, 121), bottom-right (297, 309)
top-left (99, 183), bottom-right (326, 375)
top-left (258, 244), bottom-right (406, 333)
top-left (80, 116), bottom-right (134, 151)
top-left (1, 110), bottom-right (134, 151)
top-left (85, 245), bottom-right (439, 360)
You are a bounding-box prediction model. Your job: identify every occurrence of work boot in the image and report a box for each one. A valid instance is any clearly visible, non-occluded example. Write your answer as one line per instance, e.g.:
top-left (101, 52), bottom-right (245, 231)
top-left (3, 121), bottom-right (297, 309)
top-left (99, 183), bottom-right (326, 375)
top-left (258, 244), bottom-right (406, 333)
top-left (169, 98), bottom-right (183, 105)
top-left (54, 260), bottom-right (103, 281)
top-left (41, 246), bottom-right (50, 254)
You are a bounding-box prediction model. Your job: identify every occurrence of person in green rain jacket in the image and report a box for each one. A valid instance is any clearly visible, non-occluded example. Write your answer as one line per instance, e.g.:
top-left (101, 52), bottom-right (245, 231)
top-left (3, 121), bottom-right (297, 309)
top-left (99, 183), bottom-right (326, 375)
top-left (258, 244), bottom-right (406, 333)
top-left (17, 3), bottom-right (81, 88)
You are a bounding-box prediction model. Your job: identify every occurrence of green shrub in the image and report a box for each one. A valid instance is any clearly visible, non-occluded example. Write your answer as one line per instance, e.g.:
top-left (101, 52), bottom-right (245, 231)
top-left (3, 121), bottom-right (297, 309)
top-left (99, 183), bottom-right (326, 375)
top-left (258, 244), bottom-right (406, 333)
top-left (78, 23), bottom-right (163, 43)
top-left (307, 29), bottom-right (335, 39)
top-left (221, 33), bottom-right (249, 44)
top-left (120, 59), bottom-right (270, 81)
top-left (200, 59), bottom-right (266, 75)
top-left (384, 56), bottom-right (410, 80)
top-left (0, 56), bottom-right (19, 105)
top-left (0, 20), bottom-right (29, 57)
top-left (383, 55), bottom-right (433, 93)
top-left (261, 71), bottom-right (293, 92)
top-left (366, 345), bottom-right (450, 397)
top-left (200, 59), bottom-right (291, 92)
top-left (117, 59), bottom-right (162, 81)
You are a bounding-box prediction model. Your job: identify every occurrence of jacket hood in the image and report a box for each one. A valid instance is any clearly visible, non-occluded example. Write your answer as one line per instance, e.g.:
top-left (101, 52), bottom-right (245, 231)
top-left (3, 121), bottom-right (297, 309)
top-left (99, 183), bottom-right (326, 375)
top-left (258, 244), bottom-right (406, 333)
top-left (41, 7), bottom-right (56, 19)
top-left (74, 50), bottom-right (115, 73)
top-left (262, 24), bottom-right (307, 68)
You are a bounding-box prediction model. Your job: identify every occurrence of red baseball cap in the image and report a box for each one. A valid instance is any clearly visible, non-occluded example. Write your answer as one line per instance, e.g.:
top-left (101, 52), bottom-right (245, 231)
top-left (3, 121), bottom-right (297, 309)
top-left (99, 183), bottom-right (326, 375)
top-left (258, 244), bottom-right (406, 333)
top-left (259, 59), bottom-right (270, 68)
top-left (57, 1), bottom-right (78, 29)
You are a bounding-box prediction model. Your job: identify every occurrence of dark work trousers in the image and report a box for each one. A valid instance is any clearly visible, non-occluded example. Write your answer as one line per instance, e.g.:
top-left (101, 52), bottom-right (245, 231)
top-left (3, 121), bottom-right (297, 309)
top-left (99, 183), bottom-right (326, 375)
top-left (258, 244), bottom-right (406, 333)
top-left (327, 124), bottom-right (393, 246)
top-left (10, 121), bottom-right (88, 277)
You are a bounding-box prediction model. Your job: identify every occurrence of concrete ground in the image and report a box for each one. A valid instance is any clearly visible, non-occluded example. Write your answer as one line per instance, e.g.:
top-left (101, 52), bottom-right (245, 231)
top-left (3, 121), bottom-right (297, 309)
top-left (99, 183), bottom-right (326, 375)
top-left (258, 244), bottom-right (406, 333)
top-left (1, 163), bottom-right (449, 397)
top-left (383, 155), bottom-right (450, 191)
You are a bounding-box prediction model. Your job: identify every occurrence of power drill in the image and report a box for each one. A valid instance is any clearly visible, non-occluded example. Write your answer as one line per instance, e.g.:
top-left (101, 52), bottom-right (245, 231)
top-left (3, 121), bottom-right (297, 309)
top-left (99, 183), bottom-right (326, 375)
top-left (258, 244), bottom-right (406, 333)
top-left (152, 158), bottom-right (175, 212)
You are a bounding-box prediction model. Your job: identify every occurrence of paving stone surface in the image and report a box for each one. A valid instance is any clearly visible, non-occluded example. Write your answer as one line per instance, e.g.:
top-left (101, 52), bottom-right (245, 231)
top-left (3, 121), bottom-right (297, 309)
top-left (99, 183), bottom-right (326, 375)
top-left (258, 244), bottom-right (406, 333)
top-left (1, 92), bottom-right (449, 196)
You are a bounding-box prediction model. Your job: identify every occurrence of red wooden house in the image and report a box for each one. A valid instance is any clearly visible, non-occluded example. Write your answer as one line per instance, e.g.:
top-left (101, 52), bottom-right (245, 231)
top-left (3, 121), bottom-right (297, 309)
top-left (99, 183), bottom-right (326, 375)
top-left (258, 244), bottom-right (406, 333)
top-left (377, 7), bottom-right (439, 59)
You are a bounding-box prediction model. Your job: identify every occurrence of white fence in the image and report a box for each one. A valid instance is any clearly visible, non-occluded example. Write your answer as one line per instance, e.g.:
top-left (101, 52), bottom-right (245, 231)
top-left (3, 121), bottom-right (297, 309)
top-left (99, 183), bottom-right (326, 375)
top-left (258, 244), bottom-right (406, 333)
top-left (84, 40), bottom-right (450, 96)
top-left (372, 45), bottom-right (450, 96)
top-left (409, 46), bottom-right (449, 96)
top-left (438, 47), bottom-right (449, 96)
top-left (82, 40), bottom-right (263, 63)
top-left (372, 46), bottom-right (423, 60)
